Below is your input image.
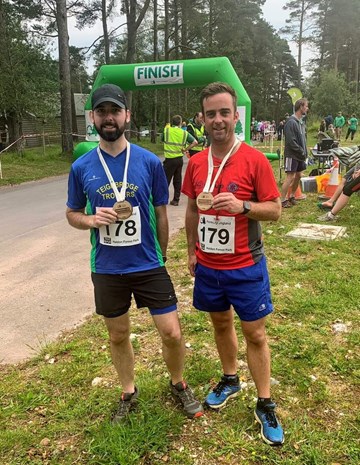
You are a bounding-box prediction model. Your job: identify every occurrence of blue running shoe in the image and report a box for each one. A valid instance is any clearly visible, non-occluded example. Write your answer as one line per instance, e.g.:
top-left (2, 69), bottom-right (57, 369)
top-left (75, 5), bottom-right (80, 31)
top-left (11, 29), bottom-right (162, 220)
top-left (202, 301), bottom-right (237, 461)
top-left (254, 402), bottom-right (284, 446)
top-left (205, 375), bottom-right (240, 409)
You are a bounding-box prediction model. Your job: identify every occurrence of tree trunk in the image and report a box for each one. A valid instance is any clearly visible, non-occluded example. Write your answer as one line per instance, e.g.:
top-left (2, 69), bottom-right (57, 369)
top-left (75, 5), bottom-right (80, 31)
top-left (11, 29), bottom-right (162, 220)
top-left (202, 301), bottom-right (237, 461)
top-left (151, 0), bottom-right (158, 143)
top-left (164, 0), bottom-right (170, 124)
top-left (297, 0), bottom-right (305, 87)
top-left (208, 0), bottom-right (214, 49)
top-left (7, 112), bottom-right (22, 151)
top-left (71, 91), bottom-right (78, 142)
top-left (102, 0), bottom-right (110, 63)
top-left (355, 55), bottom-right (359, 101)
top-left (123, 0), bottom-right (150, 137)
top-left (56, 0), bottom-right (73, 154)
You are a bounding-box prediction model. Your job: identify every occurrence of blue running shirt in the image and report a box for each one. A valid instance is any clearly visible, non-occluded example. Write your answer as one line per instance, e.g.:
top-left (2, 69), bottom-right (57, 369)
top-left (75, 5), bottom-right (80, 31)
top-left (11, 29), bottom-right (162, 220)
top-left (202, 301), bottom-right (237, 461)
top-left (67, 144), bottom-right (169, 274)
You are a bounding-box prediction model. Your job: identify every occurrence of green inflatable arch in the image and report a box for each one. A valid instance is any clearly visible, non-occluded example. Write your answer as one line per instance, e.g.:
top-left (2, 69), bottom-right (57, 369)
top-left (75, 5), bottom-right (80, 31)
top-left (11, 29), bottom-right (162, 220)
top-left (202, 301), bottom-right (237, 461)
top-left (83, 57), bottom-right (251, 144)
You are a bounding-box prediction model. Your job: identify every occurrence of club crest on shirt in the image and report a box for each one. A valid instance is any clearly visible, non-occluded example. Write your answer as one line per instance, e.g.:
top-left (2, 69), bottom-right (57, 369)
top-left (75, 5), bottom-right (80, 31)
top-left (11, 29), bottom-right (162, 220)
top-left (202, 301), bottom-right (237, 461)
top-left (227, 182), bottom-right (239, 193)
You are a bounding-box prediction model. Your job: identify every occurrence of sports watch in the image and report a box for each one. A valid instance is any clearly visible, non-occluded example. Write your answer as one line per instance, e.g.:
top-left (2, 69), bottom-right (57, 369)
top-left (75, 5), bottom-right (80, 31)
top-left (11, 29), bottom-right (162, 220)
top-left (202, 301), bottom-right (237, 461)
top-left (242, 201), bottom-right (251, 215)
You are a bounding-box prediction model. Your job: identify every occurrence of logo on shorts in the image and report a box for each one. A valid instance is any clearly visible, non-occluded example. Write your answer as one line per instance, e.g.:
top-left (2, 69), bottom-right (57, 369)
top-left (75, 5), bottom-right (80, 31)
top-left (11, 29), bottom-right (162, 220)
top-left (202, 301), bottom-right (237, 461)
top-left (103, 237), bottom-right (112, 244)
top-left (258, 303), bottom-right (266, 312)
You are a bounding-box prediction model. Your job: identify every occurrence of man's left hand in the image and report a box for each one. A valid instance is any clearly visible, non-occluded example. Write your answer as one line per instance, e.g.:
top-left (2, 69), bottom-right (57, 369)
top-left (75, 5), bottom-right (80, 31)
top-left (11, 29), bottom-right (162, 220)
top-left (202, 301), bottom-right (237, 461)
top-left (212, 192), bottom-right (244, 214)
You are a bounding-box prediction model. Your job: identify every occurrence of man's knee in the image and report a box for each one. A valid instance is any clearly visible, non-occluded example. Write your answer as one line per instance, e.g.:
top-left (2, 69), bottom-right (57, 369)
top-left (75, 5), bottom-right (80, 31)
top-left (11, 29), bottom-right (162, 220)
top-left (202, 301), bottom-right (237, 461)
top-left (242, 321), bottom-right (267, 346)
top-left (211, 311), bottom-right (233, 335)
top-left (105, 319), bottom-right (130, 345)
top-left (159, 323), bottom-right (182, 346)
top-left (285, 173), bottom-right (296, 182)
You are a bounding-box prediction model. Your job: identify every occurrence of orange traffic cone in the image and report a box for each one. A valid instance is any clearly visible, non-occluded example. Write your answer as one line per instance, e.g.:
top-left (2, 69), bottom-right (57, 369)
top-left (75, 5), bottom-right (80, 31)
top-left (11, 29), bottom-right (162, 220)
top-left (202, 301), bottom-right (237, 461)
top-left (324, 158), bottom-right (340, 198)
top-left (287, 184), bottom-right (306, 200)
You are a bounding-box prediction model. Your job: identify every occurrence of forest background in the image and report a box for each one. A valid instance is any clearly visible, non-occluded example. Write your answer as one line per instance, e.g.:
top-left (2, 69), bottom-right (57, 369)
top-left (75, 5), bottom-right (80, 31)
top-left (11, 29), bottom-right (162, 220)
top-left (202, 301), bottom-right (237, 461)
top-left (0, 0), bottom-right (359, 153)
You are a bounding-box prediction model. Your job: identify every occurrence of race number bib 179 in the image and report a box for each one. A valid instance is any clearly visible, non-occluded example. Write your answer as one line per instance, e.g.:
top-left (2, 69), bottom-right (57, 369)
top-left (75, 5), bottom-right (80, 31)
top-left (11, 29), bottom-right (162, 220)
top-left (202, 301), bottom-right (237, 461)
top-left (98, 206), bottom-right (141, 247)
top-left (198, 214), bottom-right (235, 254)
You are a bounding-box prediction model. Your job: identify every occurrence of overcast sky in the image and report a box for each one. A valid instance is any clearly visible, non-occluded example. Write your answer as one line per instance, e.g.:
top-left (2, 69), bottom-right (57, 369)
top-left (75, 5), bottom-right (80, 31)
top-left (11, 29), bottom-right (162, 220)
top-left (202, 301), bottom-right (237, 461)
top-left (66, 0), bottom-right (312, 73)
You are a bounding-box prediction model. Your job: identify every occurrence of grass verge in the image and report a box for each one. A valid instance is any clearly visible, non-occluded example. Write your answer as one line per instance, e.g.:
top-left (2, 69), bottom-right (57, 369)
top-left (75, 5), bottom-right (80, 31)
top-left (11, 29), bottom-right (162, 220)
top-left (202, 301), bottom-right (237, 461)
top-left (0, 139), bottom-right (165, 187)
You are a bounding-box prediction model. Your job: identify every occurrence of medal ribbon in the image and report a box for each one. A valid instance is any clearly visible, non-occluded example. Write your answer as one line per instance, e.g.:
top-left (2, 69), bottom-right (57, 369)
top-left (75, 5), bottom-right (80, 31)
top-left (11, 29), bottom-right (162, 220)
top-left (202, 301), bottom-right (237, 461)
top-left (97, 142), bottom-right (130, 202)
top-left (203, 139), bottom-right (239, 193)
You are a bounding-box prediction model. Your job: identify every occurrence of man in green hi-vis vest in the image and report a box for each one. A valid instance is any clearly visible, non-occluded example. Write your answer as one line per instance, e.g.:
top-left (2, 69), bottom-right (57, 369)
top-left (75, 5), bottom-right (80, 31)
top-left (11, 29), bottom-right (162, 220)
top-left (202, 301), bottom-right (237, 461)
top-left (187, 112), bottom-right (207, 156)
top-left (163, 115), bottom-right (198, 206)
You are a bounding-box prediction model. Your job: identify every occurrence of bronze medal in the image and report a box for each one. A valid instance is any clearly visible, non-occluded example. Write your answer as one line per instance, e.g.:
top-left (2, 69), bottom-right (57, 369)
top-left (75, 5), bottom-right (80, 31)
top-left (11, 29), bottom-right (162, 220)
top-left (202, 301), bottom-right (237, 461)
top-left (196, 192), bottom-right (214, 211)
top-left (113, 200), bottom-right (133, 219)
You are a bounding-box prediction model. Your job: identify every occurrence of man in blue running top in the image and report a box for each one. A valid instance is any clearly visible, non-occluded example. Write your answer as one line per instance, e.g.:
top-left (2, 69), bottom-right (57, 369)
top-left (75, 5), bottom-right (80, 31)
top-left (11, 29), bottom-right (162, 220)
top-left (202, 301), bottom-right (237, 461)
top-left (66, 83), bottom-right (203, 422)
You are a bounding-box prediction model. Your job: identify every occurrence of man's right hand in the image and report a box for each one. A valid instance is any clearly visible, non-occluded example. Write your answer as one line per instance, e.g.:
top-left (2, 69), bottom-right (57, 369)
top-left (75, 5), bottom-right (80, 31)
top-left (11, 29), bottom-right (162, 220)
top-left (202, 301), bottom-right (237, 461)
top-left (92, 207), bottom-right (118, 228)
top-left (188, 253), bottom-right (197, 277)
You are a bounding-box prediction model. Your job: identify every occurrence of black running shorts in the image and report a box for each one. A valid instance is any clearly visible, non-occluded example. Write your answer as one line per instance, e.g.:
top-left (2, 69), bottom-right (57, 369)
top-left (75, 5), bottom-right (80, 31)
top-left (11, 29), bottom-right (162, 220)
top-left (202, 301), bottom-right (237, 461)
top-left (91, 267), bottom-right (177, 318)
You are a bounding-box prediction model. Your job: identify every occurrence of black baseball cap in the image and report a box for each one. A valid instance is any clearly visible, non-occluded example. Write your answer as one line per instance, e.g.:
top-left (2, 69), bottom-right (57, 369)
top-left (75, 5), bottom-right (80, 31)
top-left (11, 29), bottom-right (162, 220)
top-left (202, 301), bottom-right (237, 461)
top-left (91, 84), bottom-right (127, 110)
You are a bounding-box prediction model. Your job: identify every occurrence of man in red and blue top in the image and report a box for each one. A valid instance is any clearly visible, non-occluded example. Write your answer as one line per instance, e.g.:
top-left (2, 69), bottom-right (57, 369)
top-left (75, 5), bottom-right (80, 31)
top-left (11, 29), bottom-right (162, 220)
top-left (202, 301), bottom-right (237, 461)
top-left (182, 82), bottom-right (284, 446)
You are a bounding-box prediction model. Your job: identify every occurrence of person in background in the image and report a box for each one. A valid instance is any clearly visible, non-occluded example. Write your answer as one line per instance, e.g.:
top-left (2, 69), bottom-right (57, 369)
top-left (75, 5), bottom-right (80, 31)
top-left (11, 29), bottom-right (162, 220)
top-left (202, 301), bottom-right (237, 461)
top-left (327, 124), bottom-right (336, 138)
top-left (187, 112), bottom-right (207, 156)
top-left (345, 114), bottom-right (358, 141)
top-left (182, 81), bottom-right (284, 446)
top-left (334, 112), bottom-right (345, 140)
top-left (324, 114), bottom-right (333, 130)
top-left (163, 115), bottom-right (198, 206)
top-left (250, 117), bottom-right (256, 141)
top-left (277, 120), bottom-right (285, 141)
top-left (280, 98), bottom-right (309, 208)
top-left (319, 119), bottom-right (326, 133)
top-left (66, 84), bottom-right (203, 423)
top-left (319, 164), bottom-right (360, 221)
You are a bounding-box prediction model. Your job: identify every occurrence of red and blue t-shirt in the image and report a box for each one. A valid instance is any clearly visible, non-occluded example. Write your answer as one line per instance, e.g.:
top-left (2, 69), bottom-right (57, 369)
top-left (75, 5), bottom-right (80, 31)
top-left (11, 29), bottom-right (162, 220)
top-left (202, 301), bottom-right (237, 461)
top-left (181, 143), bottom-right (280, 270)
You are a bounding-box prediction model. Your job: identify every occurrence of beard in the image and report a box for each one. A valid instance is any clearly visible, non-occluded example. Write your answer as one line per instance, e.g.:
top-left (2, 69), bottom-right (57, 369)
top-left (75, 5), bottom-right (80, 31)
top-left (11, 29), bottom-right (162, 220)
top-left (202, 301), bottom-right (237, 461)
top-left (94, 121), bottom-right (125, 142)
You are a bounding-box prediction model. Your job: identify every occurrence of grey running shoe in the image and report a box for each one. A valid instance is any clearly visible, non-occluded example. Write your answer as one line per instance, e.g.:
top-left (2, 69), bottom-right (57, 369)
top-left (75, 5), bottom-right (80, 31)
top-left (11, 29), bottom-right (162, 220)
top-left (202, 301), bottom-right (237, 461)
top-left (318, 212), bottom-right (337, 221)
top-left (281, 200), bottom-right (292, 208)
top-left (170, 381), bottom-right (204, 418)
top-left (112, 386), bottom-right (139, 424)
top-left (288, 196), bottom-right (297, 205)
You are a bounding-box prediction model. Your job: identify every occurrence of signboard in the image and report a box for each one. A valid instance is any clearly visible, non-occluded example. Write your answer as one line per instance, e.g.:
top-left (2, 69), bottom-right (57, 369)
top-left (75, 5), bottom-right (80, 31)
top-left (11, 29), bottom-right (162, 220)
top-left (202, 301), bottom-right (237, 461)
top-left (134, 64), bottom-right (184, 86)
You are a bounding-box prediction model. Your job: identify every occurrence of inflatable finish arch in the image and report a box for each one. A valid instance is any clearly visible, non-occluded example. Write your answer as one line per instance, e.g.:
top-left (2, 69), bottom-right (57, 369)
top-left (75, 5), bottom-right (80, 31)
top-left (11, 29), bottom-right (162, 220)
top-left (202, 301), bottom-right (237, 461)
top-left (84, 57), bottom-right (251, 144)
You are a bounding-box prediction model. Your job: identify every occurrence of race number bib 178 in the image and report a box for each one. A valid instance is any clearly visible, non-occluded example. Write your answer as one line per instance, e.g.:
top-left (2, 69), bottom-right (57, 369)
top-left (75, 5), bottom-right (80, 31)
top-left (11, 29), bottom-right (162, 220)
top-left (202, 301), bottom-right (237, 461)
top-left (98, 206), bottom-right (141, 247)
top-left (198, 214), bottom-right (235, 254)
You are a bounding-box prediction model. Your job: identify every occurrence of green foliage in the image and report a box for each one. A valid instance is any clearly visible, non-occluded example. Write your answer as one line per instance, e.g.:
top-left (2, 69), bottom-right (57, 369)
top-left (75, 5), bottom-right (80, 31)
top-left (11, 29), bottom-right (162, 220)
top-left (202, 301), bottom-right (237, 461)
top-left (309, 70), bottom-right (352, 117)
top-left (0, 2), bottom-right (59, 118)
top-left (69, 46), bottom-right (91, 94)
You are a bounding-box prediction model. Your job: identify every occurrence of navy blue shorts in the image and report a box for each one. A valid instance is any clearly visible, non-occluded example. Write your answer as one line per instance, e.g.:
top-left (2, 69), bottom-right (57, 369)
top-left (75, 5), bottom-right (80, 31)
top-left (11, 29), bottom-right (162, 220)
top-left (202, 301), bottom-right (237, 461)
top-left (284, 157), bottom-right (307, 173)
top-left (91, 267), bottom-right (177, 318)
top-left (193, 257), bottom-right (273, 322)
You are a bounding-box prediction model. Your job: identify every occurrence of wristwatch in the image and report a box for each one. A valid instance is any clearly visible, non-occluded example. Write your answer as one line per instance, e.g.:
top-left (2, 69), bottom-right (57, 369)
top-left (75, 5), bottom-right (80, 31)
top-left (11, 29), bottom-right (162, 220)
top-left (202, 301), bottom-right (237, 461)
top-left (242, 201), bottom-right (251, 215)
